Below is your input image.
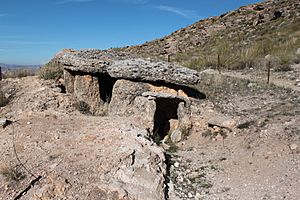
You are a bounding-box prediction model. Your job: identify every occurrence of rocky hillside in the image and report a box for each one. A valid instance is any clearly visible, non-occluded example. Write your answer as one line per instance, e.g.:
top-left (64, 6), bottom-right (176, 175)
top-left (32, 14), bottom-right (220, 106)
top-left (120, 0), bottom-right (300, 69)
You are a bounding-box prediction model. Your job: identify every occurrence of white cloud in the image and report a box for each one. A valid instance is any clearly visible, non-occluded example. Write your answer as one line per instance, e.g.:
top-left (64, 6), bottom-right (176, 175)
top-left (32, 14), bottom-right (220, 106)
top-left (156, 5), bottom-right (199, 20)
top-left (55, 0), bottom-right (94, 5)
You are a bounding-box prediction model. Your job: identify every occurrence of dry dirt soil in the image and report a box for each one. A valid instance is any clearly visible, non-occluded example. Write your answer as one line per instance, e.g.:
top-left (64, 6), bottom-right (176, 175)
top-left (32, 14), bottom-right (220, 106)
top-left (0, 72), bottom-right (300, 200)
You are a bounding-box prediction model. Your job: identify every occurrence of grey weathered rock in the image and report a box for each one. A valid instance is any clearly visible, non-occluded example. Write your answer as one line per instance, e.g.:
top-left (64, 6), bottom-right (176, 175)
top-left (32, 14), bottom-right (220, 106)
top-left (108, 59), bottom-right (200, 85)
top-left (0, 118), bottom-right (8, 128)
top-left (142, 91), bottom-right (189, 105)
top-left (74, 75), bottom-right (103, 115)
top-left (54, 48), bottom-right (197, 141)
top-left (207, 113), bottom-right (236, 130)
top-left (106, 128), bottom-right (167, 200)
top-left (108, 79), bottom-right (150, 116)
top-left (296, 48), bottom-right (300, 55)
top-left (55, 49), bottom-right (201, 85)
top-left (63, 69), bottom-right (75, 93)
top-left (55, 48), bottom-right (130, 73)
top-left (177, 102), bottom-right (192, 136)
top-left (109, 80), bottom-right (192, 139)
top-left (59, 54), bottom-right (108, 73)
top-left (290, 144), bottom-right (298, 150)
top-left (170, 129), bottom-right (183, 143)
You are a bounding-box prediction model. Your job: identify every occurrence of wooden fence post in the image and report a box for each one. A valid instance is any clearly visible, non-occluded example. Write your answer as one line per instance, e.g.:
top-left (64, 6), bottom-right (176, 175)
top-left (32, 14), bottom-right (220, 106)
top-left (267, 61), bottom-right (271, 84)
top-left (217, 54), bottom-right (221, 74)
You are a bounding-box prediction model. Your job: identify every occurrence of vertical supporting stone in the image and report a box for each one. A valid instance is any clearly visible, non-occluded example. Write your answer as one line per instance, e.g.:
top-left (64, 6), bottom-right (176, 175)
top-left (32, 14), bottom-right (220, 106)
top-left (133, 96), bottom-right (156, 132)
top-left (177, 101), bottom-right (192, 138)
top-left (74, 74), bottom-right (102, 115)
top-left (108, 79), bottom-right (149, 116)
top-left (63, 69), bottom-right (75, 94)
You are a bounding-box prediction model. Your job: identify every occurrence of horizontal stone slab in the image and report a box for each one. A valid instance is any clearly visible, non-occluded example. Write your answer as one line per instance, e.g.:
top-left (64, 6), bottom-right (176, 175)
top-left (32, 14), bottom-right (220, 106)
top-left (58, 54), bottom-right (109, 73)
top-left (142, 91), bottom-right (189, 104)
top-left (108, 59), bottom-right (200, 85)
top-left (55, 49), bottom-right (201, 86)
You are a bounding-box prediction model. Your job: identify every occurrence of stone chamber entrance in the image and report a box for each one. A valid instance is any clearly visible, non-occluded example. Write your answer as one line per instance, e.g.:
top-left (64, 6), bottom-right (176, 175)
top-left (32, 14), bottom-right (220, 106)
top-left (153, 98), bottom-right (182, 142)
top-left (98, 73), bottom-right (117, 104)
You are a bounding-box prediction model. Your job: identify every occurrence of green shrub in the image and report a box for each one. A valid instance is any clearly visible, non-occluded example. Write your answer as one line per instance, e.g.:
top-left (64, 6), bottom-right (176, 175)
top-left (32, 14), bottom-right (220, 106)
top-left (229, 59), bottom-right (255, 70)
top-left (0, 164), bottom-right (26, 182)
top-left (38, 59), bottom-right (63, 80)
top-left (75, 101), bottom-right (91, 115)
top-left (273, 64), bottom-right (292, 72)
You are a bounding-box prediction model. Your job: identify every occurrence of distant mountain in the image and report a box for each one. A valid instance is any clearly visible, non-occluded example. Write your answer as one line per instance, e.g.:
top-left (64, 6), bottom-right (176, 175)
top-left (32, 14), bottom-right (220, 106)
top-left (0, 63), bottom-right (40, 71)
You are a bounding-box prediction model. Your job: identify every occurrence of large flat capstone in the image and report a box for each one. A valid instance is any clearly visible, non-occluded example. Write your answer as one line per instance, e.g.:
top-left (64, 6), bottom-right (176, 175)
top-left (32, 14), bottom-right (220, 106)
top-left (108, 59), bottom-right (200, 85)
top-left (55, 49), bottom-right (201, 86)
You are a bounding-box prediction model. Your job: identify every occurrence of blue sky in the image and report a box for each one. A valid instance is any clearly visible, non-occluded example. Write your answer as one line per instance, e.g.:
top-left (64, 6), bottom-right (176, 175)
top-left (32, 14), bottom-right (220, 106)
top-left (0, 0), bottom-right (262, 65)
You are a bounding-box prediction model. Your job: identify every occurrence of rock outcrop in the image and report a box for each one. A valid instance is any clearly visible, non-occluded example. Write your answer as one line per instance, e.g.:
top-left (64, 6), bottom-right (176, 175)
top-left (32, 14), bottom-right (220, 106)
top-left (53, 48), bottom-right (203, 142)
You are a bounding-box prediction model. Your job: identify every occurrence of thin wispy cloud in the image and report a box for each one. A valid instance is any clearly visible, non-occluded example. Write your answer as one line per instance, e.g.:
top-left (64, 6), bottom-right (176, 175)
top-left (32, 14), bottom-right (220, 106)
top-left (156, 5), bottom-right (199, 20)
top-left (0, 49), bottom-right (6, 52)
top-left (0, 14), bottom-right (7, 17)
top-left (55, 0), bottom-right (94, 5)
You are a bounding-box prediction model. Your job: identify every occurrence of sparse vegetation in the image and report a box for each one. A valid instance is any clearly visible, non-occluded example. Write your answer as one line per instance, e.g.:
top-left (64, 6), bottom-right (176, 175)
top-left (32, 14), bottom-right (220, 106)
top-left (38, 59), bottom-right (63, 80)
top-left (0, 90), bottom-right (9, 107)
top-left (273, 64), bottom-right (293, 72)
top-left (0, 164), bottom-right (26, 182)
top-left (167, 143), bottom-right (178, 154)
top-left (75, 101), bottom-right (91, 115)
top-left (2, 68), bottom-right (36, 79)
top-left (172, 17), bottom-right (300, 72)
top-left (237, 121), bottom-right (255, 129)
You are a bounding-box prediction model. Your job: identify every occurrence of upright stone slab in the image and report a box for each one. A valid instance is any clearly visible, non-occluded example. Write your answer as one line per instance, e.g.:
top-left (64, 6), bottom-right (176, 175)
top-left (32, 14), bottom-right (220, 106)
top-left (74, 75), bottom-right (102, 115)
top-left (109, 79), bottom-right (150, 116)
top-left (63, 69), bottom-right (75, 94)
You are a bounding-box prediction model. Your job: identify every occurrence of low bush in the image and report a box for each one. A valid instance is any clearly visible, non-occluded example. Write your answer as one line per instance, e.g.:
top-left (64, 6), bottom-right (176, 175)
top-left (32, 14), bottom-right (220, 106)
top-left (229, 59), bottom-right (255, 70)
top-left (0, 91), bottom-right (9, 107)
top-left (75, 101), bottom-right (91, 115)
top-left (0, 164), bottom-right (26, 182)
top-left (38, 59), bottom-right (63, 80)
top-left (273, 64), bottom-right (293, 72)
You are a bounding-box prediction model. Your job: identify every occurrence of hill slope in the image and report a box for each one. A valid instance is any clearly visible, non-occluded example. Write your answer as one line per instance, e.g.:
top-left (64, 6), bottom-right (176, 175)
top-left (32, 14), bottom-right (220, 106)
top-left (120, 0), bottom-right (300, 69)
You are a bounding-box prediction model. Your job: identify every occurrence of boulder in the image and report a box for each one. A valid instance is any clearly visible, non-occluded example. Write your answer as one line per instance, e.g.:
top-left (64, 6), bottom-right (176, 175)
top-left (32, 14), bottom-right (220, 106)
top-left (207, 112), bottom-right (236, 130)
top-left (0, 118), bottom-right (8, 128)
top-left (170, 129), bottom-right (183, 143)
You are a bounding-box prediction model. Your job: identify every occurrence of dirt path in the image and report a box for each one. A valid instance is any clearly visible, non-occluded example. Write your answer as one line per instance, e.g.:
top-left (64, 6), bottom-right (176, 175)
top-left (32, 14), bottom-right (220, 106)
top-left (223, 69), bottom-right (300, 92)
